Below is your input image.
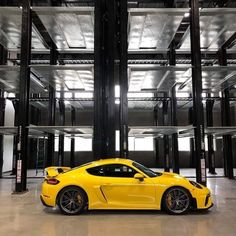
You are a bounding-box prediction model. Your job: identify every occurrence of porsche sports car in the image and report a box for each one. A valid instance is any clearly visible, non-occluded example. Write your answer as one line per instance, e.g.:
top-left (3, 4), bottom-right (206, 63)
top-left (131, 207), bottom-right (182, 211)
top-left (40, 158), bottom-right (213, 215)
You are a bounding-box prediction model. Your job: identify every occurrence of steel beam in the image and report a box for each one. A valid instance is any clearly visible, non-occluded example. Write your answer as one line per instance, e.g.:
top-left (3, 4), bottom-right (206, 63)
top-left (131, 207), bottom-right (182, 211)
top-left (58, 99), bottom-right (65, 166)
top-left (206, 96), bottom-right (216, 174)
top-left (153, 98), bottom-right (159, 167)
top-left (218, 48), bottom-right (234, 179)
top-left (190, 0), bottom-right (206, 185)
top-left (162, 93), bottom-right (170, 172)
top-left (46, 45), bottom-right (57, 167)
top-left (188, 107), bottom-right (195, 168)
top-left (15, 0), bottom-right (32, 192)
top-left (28, 51), bottom-right (236, 63)
top-left (70, 107), bottom-right (76, 168)
top-left (169, 42), bottom-right (179, 174)
top-left (0, 91), bottom-right (5, 178)
top-left (0, 45), bottom-right (7, 178)
top-left (12, 100), bottom-right (19, 175)
top-left (119, 0), bottom-right (128, 158)
top-left (93, 0), bottom-right (116, 159)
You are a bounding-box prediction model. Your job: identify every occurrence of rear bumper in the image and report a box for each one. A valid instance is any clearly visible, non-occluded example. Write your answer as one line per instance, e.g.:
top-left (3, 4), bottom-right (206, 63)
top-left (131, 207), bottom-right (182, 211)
top-left (40, 194), bottom-right (56, 207)
top-left (40, 195), bottom-right (52, 207)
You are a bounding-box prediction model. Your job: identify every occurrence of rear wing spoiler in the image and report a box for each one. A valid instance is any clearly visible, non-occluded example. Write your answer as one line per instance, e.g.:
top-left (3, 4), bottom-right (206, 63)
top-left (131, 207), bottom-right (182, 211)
top-left (45, 166), bottom-right (71, 178)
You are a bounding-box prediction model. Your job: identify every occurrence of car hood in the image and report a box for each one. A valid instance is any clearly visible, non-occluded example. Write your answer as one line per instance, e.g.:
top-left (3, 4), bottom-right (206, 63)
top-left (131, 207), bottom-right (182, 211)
top-left (154, 171), bottom-right (188, 182)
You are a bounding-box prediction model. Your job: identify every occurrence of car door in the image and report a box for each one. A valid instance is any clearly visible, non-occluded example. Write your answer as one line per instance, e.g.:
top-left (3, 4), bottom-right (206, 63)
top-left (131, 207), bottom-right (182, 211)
top-left (99, 164), bottom-right (157, 209)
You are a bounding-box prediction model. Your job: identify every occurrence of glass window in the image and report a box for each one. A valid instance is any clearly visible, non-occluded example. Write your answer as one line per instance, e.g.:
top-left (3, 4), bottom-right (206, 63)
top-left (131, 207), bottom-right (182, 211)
top-left (132, 162), bottom-right (161, 178)
top-left (178, 137), bottom-right (190, 151)
top-left (87, 164), bottom-right (137, 178)
top-left (134, 137), bottom-right (154, 151)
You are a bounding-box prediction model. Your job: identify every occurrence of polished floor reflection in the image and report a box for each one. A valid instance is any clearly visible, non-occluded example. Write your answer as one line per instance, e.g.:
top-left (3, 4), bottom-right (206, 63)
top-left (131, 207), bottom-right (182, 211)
top-left (0, 177), bottom-right (236, 236)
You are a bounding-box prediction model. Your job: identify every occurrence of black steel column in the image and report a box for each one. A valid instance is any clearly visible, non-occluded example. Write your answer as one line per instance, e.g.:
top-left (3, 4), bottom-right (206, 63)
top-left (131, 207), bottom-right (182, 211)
top-left (190, 0), bottom-right (206, 185)
top-left (0, 45), bottom-right (7, 178)
top-left (219, 48), bottom-right (234, 179)
top-left (169, 42), bottom-right (179, 174)
top-left (163, 94), bottom-right (170, 172)
top-left (206, 96), bottom-right (216, 174)
top-left (46, 45), bottom-right (57, 167)
top-left (93, 0), bottom-right (116, 159)
top-left (15, 0), bottom-right (32, 192)
top-left (58, 99), bottom-right (65, 166)
top-left (70, 107), bottom-right (75, 167)
top-left (153, 102), bottom-right (159, 166)
top-left (119, 0), bottom-right (128, 158)
top-left (188, 106), bottom-right (196, 168)
top-left (12, 100), bottom-right (19, 175)
top-left (0, 91), bottom-right (5, 178)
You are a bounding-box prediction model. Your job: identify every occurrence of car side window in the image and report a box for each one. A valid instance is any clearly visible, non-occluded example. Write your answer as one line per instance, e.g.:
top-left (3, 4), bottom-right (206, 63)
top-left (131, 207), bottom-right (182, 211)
top-left (87, 164), bottom-right (137, 178)
top-left (86, 166), bottom-right (105, 176)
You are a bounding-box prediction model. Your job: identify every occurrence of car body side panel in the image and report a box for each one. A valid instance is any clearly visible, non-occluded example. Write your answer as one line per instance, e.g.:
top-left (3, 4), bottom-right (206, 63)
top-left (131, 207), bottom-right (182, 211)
top-left (41, 159), bottom-right (213, 211)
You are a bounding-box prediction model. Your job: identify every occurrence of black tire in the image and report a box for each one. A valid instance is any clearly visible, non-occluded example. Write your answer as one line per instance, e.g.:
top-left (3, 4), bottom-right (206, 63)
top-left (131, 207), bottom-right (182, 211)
top-left (162, 187), bottom-right (191, 215)
top-left (58, 186), bottom-right (87, 215)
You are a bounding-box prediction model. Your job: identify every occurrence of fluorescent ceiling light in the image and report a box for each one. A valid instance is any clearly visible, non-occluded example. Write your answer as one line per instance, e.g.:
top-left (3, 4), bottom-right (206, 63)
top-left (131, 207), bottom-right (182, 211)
top-left (115, 85), bottom-right (120, 98)
top-left (176, 92), bottom-right (189, 98)
top-left (128, 92), bottom-right (153, 98)
top-left (184, 12), bottom-right (190, 17)
top-left (7, 93), bottom-right (16, 98)
top-left (65, 81), bottom-right (84, 90)
top-left (115, 99), bottom-right (120, 104)
top-left (75, 92), bottom-right (93, 98)
top-left (64, 92), bottom-right (72, 99)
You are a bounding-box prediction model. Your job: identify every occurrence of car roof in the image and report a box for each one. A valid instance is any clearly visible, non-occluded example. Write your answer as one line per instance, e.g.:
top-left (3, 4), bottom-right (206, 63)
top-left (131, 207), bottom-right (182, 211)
top-left (87, 158), bottom-right (134, 167)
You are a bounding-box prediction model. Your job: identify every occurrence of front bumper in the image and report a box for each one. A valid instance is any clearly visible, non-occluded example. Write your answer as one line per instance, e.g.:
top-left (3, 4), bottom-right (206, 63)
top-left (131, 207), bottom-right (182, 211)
top-left (193, 192), bottom-right (213, 210)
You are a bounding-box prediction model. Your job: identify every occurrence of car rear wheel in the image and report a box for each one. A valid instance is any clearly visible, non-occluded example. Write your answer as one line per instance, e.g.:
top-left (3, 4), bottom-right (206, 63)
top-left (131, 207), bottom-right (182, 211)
top-left (58, 186), bottom-right (87, 215)
top-left (162, 187), bottom-right (191, 215)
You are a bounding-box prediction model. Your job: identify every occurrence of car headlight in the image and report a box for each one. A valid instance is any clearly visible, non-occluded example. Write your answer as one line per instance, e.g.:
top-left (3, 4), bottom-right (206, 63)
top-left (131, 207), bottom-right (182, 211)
top-left (189, 180), bottom-right (203, 189)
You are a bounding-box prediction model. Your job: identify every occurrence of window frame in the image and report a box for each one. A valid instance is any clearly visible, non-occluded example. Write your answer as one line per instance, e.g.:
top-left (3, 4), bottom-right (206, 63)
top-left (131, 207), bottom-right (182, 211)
top-left (86, 163), bottom-right (138, 178)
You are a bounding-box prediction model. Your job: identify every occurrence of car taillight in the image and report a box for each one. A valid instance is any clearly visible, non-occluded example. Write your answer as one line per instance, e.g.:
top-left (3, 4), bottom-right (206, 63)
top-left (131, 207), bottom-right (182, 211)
top-left (46, 178), bottom-right (60, 185)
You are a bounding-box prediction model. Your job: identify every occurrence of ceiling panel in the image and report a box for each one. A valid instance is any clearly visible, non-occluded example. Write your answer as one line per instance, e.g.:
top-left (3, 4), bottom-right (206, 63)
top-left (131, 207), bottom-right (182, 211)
top-left (34, 7), bottom-right (94, 50)
top-left (128, 8), bottom-right (186, 51)
top-left (206, 127), bottom-right (236, 136)
top-left (0, 66), bottom-right (51, 93)
top-left (129, 65), bottom-right (191, 92)
top-left (0, 7), bottom-right (47, 50)
top-left (129, 125), bottom-right (194, 138)
top-left (181, 8), bottom-right (236, 51)
top-left (31, 65), bottom-right (94, 92)
top-left (34, 7), bottom-right (186, 52)
top-left (28, 125), bottom-right (93, 137)
top-left (179, 66), bottom-right (236, 92)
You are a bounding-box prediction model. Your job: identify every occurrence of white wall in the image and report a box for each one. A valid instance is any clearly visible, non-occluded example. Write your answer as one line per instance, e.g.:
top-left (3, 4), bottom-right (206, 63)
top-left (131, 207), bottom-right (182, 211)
top-left (3, 99), bottom-right (14, 172)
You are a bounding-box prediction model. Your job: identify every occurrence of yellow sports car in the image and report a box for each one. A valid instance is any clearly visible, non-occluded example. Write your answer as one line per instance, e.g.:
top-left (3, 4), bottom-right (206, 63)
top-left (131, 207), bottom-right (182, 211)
top-left (40, 158), bottom-right (213, 215)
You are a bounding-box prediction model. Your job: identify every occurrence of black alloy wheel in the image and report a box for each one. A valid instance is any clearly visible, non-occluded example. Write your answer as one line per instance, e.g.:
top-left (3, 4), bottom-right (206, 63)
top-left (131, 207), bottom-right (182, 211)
top-left (163, 187), bottom-right (191, 215)
top-left (58, 186), bottom-right (87, 215)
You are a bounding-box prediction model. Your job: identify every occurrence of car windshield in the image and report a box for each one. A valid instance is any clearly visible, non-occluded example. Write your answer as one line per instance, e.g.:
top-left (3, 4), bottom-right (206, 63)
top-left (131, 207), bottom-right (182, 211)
top-left (132, 162), bottom-right (161, 178)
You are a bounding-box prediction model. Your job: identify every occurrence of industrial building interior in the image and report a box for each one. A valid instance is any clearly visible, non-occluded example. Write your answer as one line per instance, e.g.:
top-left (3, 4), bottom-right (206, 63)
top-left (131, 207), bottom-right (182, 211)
top-left (0, 0), bottom-right (236, 235)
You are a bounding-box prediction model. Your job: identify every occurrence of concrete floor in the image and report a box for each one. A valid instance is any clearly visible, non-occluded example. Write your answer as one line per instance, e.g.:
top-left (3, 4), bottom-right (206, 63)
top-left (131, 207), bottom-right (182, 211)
top-left (0, 177), bottom-right (236, 236)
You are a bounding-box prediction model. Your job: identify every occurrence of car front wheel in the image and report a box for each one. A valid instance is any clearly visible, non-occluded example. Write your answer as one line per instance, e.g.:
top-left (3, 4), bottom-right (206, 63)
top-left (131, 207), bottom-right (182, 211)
top-left (162, 187), bottom-right (191, 215)
top-left (58, 186), bottom-right (87, 215)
